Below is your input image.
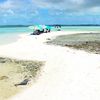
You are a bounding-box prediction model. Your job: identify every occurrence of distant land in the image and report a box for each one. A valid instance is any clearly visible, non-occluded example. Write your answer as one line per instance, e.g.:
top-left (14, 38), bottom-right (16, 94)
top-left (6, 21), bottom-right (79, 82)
top-left (49, 24), bottom-right (100, 26)
top-left (0, 25), bottom-right (29, 28)
top-left (0, 24), bottom-right (100, 28)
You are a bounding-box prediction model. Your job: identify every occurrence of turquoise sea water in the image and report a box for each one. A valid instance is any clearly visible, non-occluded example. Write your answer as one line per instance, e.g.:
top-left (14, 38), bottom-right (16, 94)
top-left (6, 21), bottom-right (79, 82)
top-left (0, 27), bottom-right (32, 45)
top-left (0, 27), bottom-right (32, 34)
top-left (61, 26), bottom-right (100, 31)
top-left (0, 26), bottom-right (100, 45)
top-left (52, 26), bottom-right (100, 31)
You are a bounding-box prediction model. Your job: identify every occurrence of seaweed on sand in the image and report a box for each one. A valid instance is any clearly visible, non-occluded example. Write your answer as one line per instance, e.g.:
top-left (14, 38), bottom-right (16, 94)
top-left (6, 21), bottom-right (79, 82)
top-left (46, 33), bottom-right (100, 54)
top-left (0, 57), bottom-right (44, 100)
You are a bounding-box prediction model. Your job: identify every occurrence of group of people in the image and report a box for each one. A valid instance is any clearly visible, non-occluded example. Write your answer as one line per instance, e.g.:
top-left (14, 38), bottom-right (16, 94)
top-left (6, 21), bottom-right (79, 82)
top-left (31, 25), bottom-right (51, 35)
top-left (30, 25), bottom-right (61, 35)
top-left (55, 25), bottom-right (61, 31)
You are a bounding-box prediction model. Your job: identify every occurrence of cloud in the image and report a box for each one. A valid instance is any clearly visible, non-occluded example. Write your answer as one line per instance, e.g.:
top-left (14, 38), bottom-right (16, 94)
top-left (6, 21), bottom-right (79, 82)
top-left (32, 0), bottom-right (83, 10)
top-left (0, 0), bottom-right (14, 9)
top-left (32, 0), bottom-right (100, 13)
top-left (84, 0), bottom-right (100, 7)
top-left (1, 0), bottom-right (100, 16)
top-left (0, 0), bottom-right (38, 16)
top-left (0, 0), bottom-right (100, 25)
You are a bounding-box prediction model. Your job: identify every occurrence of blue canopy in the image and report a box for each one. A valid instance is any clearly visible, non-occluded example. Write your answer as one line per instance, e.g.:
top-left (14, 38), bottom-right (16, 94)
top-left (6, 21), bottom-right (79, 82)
top-left (29, 25), bottom-right (51, 31)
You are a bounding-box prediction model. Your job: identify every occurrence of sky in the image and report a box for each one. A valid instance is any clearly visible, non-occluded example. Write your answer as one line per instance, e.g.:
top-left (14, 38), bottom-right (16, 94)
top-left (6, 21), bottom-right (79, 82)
top-left (0, 0), bottom-right (100, 25)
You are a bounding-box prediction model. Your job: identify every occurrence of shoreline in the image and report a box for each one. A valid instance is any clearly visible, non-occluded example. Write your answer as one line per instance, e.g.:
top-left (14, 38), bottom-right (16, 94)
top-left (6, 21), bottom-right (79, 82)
top-left (0, 31), bottom-right (99, 60)
top-left (0, 31), bottom-right (100, 100)
top-left (0, 32), bottom-right (30, 46)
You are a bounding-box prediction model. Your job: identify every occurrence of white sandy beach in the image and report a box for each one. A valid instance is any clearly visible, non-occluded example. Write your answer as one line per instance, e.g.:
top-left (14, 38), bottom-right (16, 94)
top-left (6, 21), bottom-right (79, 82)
top-left (0, 31), bottom-right (100, 100)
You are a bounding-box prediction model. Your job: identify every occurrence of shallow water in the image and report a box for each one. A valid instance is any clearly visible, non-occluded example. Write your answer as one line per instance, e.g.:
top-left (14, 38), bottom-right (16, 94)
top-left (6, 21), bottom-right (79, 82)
top-left (61, 26), bottom-right (100, 31)
top-left (0, 26), bottom-right (100, 45)
top-left (0, 27), bottom-right (32, 45)
top-left (51, 26), bottom-right (100, 32)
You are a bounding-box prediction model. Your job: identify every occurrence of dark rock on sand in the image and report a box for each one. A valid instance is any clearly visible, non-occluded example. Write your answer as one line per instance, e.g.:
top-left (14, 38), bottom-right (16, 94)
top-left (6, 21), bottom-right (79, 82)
top-left (0, 57), bottom-right (6, 63)
top-left (14, 79), bottom-right (30, 86)
top-left (47, 38), bottom-right (51, 40)
top-left (0, 76), bottom-right (9, 80)
top-left (31, 29), bottom-right (44, 35)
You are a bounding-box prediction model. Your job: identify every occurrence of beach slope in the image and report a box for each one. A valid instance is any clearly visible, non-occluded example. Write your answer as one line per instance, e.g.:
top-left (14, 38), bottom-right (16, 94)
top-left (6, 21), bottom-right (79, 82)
top-left (0, 31), bottom-right (100, 100)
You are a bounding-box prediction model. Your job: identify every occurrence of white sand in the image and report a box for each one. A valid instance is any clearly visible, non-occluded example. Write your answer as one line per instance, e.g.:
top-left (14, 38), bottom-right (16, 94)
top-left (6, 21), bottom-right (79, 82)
top-left (0, 31), bottom-right (100, 100)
